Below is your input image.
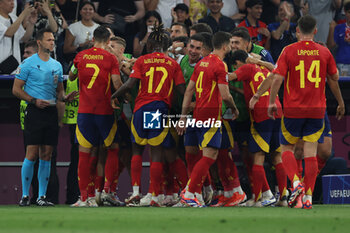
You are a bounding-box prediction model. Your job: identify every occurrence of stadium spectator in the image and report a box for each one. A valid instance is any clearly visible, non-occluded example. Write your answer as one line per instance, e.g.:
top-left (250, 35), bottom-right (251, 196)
top-left (328, 2), bottom-right (350, 76)
top-left (170, 22), bottom-right (189, 39)
top-left (260, 0), bottom-right (280, 25)
top-left (238, 0), bottom-right (270, 48)
top-left (172, 3), bottom-right (192, 28)
top-left (13, 28), bottom-right (76, 206)
top-left (220, 0), bottom-right (246, 24)
top-left (268, 1), bottom-right (297, 62)
top-left (306, 0), bottom-right (342, 44)
top-left (198, 0), bottom-right (236, 33)
top-left (56, 0), bottom-right (80, 24)
top-left (92, 0), bottom-right (145, 53)
top-left (188, 0), bottom-right (207, 24)
top-left (22, 40), bottom-right (38, 59)
top-left (32, 0), bottom-right (67, 38)
top-left (133, 10), bottom-right (162, 57)
top-left (189, 22), bottom-right (213, 36)
top-left (144, 0), bottom-right (184, 29)
top-left (0, 1), bottom-right (36, 73)
top-left (63, 2), bottom-right (99, 62)
top-left (250, 15), bottom-right (345, 209)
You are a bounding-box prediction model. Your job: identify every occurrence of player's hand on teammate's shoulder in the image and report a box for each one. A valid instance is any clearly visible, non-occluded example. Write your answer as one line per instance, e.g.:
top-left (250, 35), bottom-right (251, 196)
top-left (336, 104), bottom-right (345, 120)
top-left (267, 103), bottom-right (277, 120)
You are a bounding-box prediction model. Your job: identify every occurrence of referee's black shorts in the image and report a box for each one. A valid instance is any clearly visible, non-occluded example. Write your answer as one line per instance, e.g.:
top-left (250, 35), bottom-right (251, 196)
top-left (24, 104), bottom-right (59, 146)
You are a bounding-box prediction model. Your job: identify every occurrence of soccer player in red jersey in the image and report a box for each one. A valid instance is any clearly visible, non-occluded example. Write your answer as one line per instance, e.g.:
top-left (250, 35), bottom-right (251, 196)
top-left (177, 31), bottom-right (239, 207)
top-left (230, 49), bottom-right (287, 207)
top-left (250, 15), bottom-right (345, 209)
top-left (71, 26), bottom-right (122, 207)
top-left (111, 24), bottom-right (186, 207)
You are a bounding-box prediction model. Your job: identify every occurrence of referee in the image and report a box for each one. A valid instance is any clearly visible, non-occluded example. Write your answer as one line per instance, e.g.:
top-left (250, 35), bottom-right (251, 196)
top-left (12, 28), bottom-right (76, 206)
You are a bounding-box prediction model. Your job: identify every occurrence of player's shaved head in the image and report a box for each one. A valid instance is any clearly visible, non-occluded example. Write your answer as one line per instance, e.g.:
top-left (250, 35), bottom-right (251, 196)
top-left (93, 26), bottom-right (111, 43)
top-left (297, 15), bottom-right (317, 35)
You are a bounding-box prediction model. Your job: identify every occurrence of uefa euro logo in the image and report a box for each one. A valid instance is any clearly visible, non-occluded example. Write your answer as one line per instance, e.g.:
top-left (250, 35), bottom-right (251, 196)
top-left (143, 110), bottom-right (162, 129)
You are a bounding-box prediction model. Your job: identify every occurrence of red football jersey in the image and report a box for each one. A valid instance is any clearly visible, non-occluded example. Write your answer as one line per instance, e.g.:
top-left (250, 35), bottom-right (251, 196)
top-left (130, 52), bottom-right (185, 112)
top-left (273, 41), bottom-right (337, 119)
top-left (74, 47), bottom-right (120, 115)
top-left (235, 63), bottom-right (282, 123)
top-left (191, 54), bottom-right (228, 121)
top-left (238, 19), bottom-right (268, 47)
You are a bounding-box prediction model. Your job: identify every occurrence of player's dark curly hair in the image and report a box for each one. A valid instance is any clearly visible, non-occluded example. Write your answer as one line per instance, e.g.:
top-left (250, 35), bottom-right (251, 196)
top-left (146, 23), bottom-right (170, 53)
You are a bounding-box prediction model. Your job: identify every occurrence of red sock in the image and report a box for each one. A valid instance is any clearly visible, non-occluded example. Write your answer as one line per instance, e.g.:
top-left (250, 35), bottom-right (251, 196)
top-left (169, 158), bottom-right (188, 189)
top-left (252, 165), bottom-right (265, 201)
top-left (78, 151), bottom-right (90, 201)
top-left (304, 157), bottom-right (318, 195)
top-left (203, 172), bottom-right (211, 188)
top-left (296, 158), bottom-right (303, 179)
top-left (316, 154), bottom-right (327, 174)
top-left (231, 159), bottom-right (241, 188)
top-left (104, 148), bottom-right (119, 193)
top-left (88, 156), bottom-right (97, 197)
top-left (110, 159), bottom-right (125, 193)
top-left (281, 151), bottom-right (300, 185)
top-left (95, 176), bottom-right (104, 192)
top-left (185, 152), bottom-right (201, 176)
top-left (216, 149), bottom-right (232, 191)
top-left (150, 162), bottom-right (163, 196)
top-left (165, 164), bottom-right (174, 195)
top-left (275, 163), bottom-right (287, 198)
top-left (188, 157), bottom-right (215, 194)
top-left (131, 155), bottom-right (142, 187)
top-left (243, 155), bottom-right (253, 188)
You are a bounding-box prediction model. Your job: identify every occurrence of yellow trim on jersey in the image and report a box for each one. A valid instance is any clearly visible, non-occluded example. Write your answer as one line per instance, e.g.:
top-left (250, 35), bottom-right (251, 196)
top-left (250, 121), bottom-right (270, 153)
top-left (168, 80), bottom-right (173, 97)
top-left (281, 116), bottom-right (299, 145)
top-left (104, 119), bottom-right (118, 147)
top-left (131, 115), bottom-right (170, 146)
top-left (105, 73), bottom-right (111, 95)
top-left (223, 120), bottom-right (234, 148)
top-left (286, 72), bottom-right (290, 95)
top-left (76, 125), bottom-right (93, 148)
top-left (208, 80), bottom-right (217, 103)
top-left (303, 121), bottom-right (325, 142)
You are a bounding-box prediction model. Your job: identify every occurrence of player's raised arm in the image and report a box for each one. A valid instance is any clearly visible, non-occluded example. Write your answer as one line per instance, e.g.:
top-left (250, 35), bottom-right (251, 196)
top-left (249, 72), bottom-right (278, 110)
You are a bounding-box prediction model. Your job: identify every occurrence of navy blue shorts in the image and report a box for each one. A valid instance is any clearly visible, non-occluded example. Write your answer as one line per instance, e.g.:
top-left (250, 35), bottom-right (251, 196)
top-left (280, 117), bottom-right (324, 145)
top-left (249, 119), bottom-right (281, 153)
top-left (131, 101), bottom-right (174, 148)
top-left (76, 113), bottom-right (117, 148)
top-left (220, 120), bottom-right (234, 149)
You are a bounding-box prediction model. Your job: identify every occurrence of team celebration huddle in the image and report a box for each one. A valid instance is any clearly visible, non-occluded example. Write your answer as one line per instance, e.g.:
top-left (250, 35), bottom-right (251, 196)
top-left (12, 0), bottom-right (346, 210)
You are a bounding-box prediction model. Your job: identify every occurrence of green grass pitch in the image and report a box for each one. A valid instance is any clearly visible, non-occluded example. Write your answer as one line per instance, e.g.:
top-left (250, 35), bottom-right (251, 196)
top-left (0, 205), bottom-right (350, 233)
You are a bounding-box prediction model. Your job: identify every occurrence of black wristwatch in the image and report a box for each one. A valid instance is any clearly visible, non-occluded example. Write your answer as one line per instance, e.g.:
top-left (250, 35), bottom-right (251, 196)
top-left (30, 97), bottom-right (37, 105)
